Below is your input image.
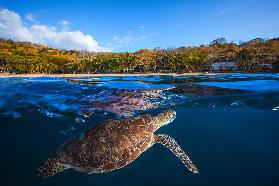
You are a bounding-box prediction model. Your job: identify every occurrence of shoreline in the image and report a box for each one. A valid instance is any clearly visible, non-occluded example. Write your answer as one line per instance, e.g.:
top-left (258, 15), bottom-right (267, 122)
top-left (0, 71), bottom-right (277, 78)
top-left (0, 72), bottom-right (217, 78)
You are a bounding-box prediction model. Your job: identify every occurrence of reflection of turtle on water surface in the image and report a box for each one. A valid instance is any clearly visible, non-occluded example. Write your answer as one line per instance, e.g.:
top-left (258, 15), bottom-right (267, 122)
top-left (36, 110), bottom-right (198, 178)
top-left (80, 89), bottom-right (168, 117)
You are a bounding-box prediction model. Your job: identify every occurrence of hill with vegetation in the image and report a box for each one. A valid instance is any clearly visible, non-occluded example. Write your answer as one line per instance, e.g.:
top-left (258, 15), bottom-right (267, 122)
top-left (0, 37), bottom-right (278, 74)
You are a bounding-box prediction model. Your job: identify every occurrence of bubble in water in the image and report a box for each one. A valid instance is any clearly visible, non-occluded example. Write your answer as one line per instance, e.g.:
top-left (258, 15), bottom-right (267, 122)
top-left (230, 101), bottom-right (244, 107)
top-left (38, 108), bottom-right (64, 118)
top-left (272, 106), bottom-right (279, 111)
top-left (75, 117), bottom-right (85, 124)
top-left (83, 112), bottom-right (93, 118)
top-left (208, 103), bottom-right (216, 108)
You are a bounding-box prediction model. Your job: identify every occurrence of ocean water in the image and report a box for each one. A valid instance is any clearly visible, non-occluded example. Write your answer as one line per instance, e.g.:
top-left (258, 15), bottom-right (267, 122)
top-left (0, 73), bottom-right (279, 186)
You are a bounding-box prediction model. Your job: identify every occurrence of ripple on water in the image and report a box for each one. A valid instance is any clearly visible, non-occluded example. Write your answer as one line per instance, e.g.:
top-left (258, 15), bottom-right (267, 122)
top-left (199, 80), bottom-right (279, 92)
top-left (230, 100), bottom-right (245, 107)
top-left (0, 111), bottom-right (22, 118)
top-left (121, 75), bottom-right (163, 82)
top-left (97, 81), bottom-right (174, 90)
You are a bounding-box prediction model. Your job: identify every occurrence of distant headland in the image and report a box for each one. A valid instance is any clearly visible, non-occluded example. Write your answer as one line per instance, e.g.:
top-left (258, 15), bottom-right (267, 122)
top-left (0, 37), bottom-right (278, 75)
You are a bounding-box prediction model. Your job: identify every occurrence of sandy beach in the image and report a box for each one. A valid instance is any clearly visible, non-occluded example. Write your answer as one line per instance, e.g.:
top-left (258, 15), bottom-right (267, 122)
top-left (0, 72), bottom-right (216, 78)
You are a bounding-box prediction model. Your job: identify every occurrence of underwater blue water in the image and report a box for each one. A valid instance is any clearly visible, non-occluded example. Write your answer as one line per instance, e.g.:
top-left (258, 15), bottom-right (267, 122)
top-left (0, 73), bottom-right (279, 186)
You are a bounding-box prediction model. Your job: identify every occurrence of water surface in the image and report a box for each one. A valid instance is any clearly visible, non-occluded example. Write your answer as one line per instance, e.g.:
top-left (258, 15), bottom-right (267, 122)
top-left (0, 73), bottom-right (279, 186)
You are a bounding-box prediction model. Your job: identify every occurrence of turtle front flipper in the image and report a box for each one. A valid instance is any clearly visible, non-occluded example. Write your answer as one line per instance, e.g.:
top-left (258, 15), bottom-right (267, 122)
top-left (36, 154), bottom-right (69, 178)
top-left (154, 134), bottom-right (199, 173)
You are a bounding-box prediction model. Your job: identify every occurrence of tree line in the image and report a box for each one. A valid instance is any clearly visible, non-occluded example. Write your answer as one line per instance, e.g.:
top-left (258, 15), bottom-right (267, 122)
top-left (0, 37), bottom-right (278, 74)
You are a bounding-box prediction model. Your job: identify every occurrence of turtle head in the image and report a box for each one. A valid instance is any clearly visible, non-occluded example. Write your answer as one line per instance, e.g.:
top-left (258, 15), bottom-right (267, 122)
top-left (155, 110), bottom-right (176, 129)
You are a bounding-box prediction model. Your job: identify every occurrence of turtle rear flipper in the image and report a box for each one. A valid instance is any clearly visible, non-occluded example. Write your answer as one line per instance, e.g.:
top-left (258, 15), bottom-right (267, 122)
top-left (36, 154), bottom-right (69, 178)
top-left (155, 134), bottom-right (199, 173)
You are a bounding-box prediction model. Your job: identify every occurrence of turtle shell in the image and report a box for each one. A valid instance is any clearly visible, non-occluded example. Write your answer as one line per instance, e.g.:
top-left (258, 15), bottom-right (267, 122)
top-left (57, 114), bottom-right (157, 173)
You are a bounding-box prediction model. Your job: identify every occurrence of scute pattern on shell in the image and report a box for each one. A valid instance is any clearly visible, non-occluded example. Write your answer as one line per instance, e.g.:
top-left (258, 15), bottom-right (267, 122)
top-left (36, 154), bottom-right (68, 178)
top-left (58, 114), bottom-right (157, 173)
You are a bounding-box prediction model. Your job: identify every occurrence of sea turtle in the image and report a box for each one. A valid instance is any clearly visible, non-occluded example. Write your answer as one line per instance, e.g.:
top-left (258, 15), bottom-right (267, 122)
top-left (36, 110), bottom-right (198, 178)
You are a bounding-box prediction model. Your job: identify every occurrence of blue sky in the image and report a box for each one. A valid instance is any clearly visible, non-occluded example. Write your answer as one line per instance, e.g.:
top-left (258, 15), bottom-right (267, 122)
top-left (0, 0), bottom-right (279, 52)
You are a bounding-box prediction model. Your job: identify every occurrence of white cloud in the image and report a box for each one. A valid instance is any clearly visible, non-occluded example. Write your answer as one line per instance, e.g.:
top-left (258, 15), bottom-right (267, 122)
top-left (108, 36), bottom-right (137, 50)
top-left (109, 33), bottom-right (148, 50)
top-left (138, 25), bottom-right (146, 29)
top-left (26, 13), bottom-right (38, 24)
top-left (59, 20), bottom-right (70, 31)
top-left (0, 8), bottom-right (108, 52)
top-left (112, 36), bottom-right (136, 45)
